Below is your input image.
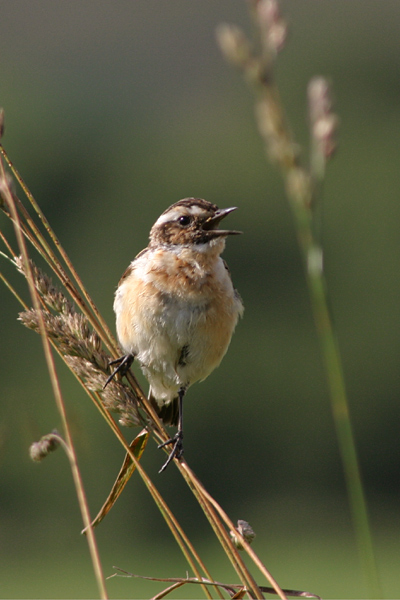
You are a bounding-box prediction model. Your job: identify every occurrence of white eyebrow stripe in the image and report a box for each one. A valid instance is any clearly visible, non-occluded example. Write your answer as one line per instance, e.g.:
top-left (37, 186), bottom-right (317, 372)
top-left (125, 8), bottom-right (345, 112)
top-left (154, 205), bottom-right (204, 227)
top-left (154, 209), bottom-right (182, 226)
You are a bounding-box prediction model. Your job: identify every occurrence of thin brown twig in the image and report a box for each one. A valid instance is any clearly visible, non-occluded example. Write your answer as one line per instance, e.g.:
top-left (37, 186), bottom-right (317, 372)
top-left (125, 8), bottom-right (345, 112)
top-left (110, 569), bottom-right (321, 599)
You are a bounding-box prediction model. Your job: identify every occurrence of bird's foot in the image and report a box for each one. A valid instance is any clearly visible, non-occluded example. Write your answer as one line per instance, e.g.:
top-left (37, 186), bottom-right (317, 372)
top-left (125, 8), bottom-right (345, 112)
top-left (158, 431), bottom-right (184, 473)
top-left (103, 354), bottom-right (134, 389)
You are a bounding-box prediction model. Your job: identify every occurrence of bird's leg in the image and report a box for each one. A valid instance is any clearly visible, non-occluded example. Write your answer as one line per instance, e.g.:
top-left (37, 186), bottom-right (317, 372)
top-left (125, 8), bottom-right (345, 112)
top-left (158, 386), bottom-right (186, 473)
top-left (103, 354), bottom-right (134, 389)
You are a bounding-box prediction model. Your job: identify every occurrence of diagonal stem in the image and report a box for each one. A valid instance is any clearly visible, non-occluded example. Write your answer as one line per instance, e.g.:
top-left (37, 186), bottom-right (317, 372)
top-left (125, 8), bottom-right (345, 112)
top-left (291, 200), bottom-right (381, 599)
top-left (0, 144), bottom-right (116, 353)
top-left (0, 155), bottom-right (109, 599)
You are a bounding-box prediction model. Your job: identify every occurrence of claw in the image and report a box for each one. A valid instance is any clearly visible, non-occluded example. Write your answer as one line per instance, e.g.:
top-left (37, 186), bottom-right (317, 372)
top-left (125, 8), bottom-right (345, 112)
top-left (158, 431), bottom-right (184, 473)
top-left (157, 386), bottom-right (186, 473)
top-left (104, 354), bottom-right (134, 389)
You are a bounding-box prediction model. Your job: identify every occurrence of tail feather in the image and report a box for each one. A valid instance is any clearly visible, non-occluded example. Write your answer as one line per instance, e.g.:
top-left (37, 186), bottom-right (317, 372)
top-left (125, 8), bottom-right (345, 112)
top-left (149, 394), bottom-right (179, 426)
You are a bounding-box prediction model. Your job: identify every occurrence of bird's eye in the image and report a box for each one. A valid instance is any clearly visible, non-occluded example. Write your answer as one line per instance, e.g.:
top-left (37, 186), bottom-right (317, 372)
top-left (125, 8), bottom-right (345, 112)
top-left (178, 215), bottom-right (191, 226)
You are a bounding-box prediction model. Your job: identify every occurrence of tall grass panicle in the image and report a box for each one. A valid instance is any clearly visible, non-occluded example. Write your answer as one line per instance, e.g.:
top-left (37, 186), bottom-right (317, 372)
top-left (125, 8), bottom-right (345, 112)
top-left (217, 1), bottom-right (381, 598)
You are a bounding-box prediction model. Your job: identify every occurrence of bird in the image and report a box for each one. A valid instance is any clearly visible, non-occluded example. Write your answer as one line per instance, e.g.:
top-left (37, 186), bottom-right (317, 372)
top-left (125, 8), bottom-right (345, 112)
top-left (105, 198), bottom-right (244, 472)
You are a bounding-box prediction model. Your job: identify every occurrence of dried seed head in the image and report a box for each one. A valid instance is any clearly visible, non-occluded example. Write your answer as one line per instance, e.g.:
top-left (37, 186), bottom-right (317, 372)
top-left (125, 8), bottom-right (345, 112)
top-left (312, 114), bottom-right (339, 159)
top-left (64, 355), bottom-right (141, 427)
top-left (256, 0), bottom-right (288, 54)
top-left (257, 0), bottom-right (280, 25)
top-left (308, 77), bottom-right (338, 160)
top-left (216, 23), bottom-right (252, 68)
top-left (230, 519), bottom-right (256, 550)
top-left (30, 431), bottom-right (60, 462)
top-left (286, 167), bottom-right (313, 207)
top-left (255, 98), bottom-right (299, 166)
top-left (102, 378), bottom-right (142, 427)
top-left (17, 259), bottom-right (143, 429)
top-left (19, 306), bottom-right (109, 373)
top-left (15, 257), bottom-right (75, 315)
top-left (308, 77), bottom-right (332, 122)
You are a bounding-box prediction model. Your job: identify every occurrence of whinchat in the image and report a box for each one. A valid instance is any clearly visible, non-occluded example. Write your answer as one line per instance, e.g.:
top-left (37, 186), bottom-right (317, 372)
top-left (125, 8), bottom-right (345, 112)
top-left (106, 198), bottom-right (243, 471)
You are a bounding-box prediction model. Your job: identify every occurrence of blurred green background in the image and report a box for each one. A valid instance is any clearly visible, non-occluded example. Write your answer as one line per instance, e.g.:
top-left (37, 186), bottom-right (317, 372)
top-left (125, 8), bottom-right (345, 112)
top-left (1, 1), bottom-right (400, 598)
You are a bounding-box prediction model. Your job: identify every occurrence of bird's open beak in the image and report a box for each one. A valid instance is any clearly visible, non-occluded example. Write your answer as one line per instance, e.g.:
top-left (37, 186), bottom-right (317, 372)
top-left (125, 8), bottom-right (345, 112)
top-left (202, 207), bottom-right (242, 236)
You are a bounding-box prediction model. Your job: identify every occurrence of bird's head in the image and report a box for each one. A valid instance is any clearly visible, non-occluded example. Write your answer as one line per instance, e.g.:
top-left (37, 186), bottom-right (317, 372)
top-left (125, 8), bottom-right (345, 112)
top-left (149, 198), bottom-right (242, 248)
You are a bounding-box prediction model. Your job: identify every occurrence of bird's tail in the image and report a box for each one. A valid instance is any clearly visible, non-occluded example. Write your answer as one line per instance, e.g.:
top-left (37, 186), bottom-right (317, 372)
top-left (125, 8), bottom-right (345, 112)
top-left (149, 393), bottom-right (179, 427)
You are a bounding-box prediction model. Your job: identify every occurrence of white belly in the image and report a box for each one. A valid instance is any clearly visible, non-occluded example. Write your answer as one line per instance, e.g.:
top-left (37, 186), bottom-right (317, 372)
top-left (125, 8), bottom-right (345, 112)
top-left (114, 249), bottom-right (243, 404)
